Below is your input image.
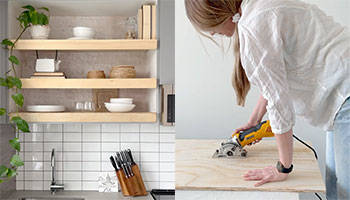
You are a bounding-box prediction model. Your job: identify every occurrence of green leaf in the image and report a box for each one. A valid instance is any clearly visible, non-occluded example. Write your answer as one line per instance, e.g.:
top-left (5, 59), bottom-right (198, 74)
top-left (0, 179), bottom-right (3, 183)
top-left (9, 55), bottom-right (20, 65)
top-left (0, 108), bottom-right (6, 116)
top-left (1, 39), bottom-right (14, 47)
top-left (37, 13), bottom-right (49, 25)
top-left (37, 13), bottom-right (44, 25)
top-left (31, 11), bottom-right (39, 25)
top-left (11, 116), bottom-right (30, 133)
top-left (12, 93), bottom-right (24, 107)
top-left (7, 168), bottom-right (17, 178)
top-left (0, 77), bottom-right (6, 87)
top-left (17, 11), bottom-right (30, 28)
top-left (9, 138), bottom-right (20, 152)
top-left (0, 76), bottom-right (21, 89)
top-left (10, 155), bottom-right (23, 167)
top-left (38, 7), bottom-right (49, 12)
top-left (22, 5), bottom-right (35, 12)
top-left (0, 165), bottom-right (8, 177)
top-left (7, 76), bottom-right (22, 89)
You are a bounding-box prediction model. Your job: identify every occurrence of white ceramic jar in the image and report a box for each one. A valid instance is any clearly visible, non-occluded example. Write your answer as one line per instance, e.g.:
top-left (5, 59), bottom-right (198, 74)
top-left (30, 25), bottom-right (50, 39)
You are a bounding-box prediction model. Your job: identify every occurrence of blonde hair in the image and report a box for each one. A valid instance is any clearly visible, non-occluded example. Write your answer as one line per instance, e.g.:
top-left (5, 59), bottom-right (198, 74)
top-left (185, 0), bottom-right (250, 106)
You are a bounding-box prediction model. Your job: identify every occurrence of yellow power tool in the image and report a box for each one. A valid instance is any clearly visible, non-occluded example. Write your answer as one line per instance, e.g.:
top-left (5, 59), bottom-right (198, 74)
top-left (212, 120), bottom-right (275, 158)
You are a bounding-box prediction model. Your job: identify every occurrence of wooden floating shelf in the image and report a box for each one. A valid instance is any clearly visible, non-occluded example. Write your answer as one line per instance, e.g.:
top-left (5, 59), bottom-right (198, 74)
top-left (9, 112), bottom-right (157, 123)
top-left (20, 78), bottom-right (157, 89)
top-left (12, 39), bottom-right (158, 50)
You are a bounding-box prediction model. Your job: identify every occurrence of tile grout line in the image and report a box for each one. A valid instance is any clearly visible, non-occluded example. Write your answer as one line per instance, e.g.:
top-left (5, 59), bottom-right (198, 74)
top-left (23, 126), bottom-right (26, 190)
top-left (118, 124), bottom-right (121, 192)
top-left (158, 123), bottom-right (161, 189)
top-left (81, 124), bottom-right (83, 191)
top-left (42, 124), bottom-right (44, 191)
top-left (100, 123), bottom-right (102, 175)
top-left (61, 124), bottom-right (64, 187)
top-left (138, 124), bottom-right (141, 171)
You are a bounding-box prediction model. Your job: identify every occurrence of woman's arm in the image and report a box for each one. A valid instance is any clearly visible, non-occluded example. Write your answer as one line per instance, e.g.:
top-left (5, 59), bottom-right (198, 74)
top-left (243, 129), bottom-right (293, 186)
top-left (248, 94), bottom-right (267, 125)
top-left (235, 95), bottom-right (268, 144)
top-left (275, 129), bottom-right (293, 169)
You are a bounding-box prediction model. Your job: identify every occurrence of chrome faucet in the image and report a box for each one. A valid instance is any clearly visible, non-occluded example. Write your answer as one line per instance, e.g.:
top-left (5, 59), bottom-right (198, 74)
top-left (50, 148), bottom-right (64, 194)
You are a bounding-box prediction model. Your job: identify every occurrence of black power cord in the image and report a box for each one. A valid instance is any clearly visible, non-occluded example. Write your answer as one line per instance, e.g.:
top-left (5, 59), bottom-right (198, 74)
top-left (293, 134), bottom-right (322, 200)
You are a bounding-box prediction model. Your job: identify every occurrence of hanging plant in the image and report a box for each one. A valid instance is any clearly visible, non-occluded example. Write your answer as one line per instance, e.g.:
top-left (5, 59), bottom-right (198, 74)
top-left (0, 5), bottom-right (49, 183)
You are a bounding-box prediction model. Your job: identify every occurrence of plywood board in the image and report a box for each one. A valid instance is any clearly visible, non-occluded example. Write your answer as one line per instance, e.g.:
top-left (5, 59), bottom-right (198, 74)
top-left (12, 39), bottom-right (157, 50)
top-left (9, 112), bottom-right (156, 122)
top-left (176, 139), bottom-right (326, 193)
top-left (20, 78), bottom-right (157, 89)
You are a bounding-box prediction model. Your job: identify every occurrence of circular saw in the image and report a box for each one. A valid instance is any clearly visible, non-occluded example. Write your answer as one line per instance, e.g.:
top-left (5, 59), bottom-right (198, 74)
top-left (212, 120), bottom-right (275, 158)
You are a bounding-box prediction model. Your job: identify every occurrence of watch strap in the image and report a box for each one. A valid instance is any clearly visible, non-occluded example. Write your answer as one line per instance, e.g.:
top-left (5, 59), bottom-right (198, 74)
top-left (276, 161), bottom-right (293, 173)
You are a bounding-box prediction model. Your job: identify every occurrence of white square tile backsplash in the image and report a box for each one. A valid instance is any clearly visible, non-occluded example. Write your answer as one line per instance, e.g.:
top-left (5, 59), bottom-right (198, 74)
top-left (17, 122), bottom-right (175, 191)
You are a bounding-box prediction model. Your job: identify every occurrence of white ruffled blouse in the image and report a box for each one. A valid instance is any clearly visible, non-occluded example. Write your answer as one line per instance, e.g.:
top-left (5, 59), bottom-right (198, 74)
top-left (238, 0), bottom-right (350, 134)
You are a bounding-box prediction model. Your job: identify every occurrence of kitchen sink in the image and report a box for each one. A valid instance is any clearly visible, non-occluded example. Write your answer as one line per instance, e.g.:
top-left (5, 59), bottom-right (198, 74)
top-left (19, 198), bottom-right (84, 200)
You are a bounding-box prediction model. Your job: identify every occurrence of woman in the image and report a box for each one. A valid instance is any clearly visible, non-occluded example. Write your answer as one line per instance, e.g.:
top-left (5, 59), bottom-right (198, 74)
top-left (185, 0), bottom-right (350, 199)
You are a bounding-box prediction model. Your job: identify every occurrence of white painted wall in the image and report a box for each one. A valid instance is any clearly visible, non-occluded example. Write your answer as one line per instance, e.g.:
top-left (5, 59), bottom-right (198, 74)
top-left (175, 0), bottom-right (350, 187)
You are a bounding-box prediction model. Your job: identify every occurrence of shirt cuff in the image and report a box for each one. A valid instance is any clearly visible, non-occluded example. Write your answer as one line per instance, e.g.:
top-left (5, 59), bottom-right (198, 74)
top-left (270, 122), bottom-right (294, 134)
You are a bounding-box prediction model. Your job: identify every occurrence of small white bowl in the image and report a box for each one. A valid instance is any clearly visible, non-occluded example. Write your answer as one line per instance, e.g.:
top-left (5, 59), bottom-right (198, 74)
top-left (110, 98), bottom-right (133, 104)
top-left (104, 102), bottom-right (135, 112)
top-left (73, 27), bottom-right (94, 39)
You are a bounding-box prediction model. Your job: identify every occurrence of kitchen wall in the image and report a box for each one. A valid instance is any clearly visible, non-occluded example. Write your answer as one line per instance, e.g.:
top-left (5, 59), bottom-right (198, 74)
top-left (176, 0), bottom-right (350, 189)
top-left (0, 0), bottom-right (8, 124)
top-left (158, 0), bottom-right (175, 84)
top-left (9, 15), bottom-right (157, 113)
top-left (16, 122), bottom-right (175, 191)
top-left (0, 124), bottom-right (16, 197)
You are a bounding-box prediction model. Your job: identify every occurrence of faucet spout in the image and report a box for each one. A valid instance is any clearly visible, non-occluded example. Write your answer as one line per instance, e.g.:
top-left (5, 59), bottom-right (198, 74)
top-left (50, 148), bottom-right (64, 194)
top-left (51, 148), bottom-right (56, 185)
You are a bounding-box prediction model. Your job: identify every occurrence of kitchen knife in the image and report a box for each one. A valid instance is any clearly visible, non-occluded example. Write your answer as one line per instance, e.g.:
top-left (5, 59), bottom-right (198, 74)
top-left (126, 149), bottom-right (136, 165)
top-left (116, 152), bottom-right (129, 178)
top-left (123, 150), bottom-right (135, 176)
top-left (114, 156), bottom-right (122, 170)
top-left (109, 156), bottom-right (119, 171)
top-left (121, 150), bottom-right (134, 177)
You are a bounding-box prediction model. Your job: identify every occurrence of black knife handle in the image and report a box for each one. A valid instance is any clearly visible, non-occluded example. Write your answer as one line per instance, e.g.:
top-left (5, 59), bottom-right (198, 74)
top-left (127, 149), bottom-right (136, 165)
top-left (109, 156), bottom-right (119, 171)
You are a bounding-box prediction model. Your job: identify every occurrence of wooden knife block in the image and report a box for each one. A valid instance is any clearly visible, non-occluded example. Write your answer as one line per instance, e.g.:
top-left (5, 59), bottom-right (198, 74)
top-left (116, 164), bottom-right (147, 196)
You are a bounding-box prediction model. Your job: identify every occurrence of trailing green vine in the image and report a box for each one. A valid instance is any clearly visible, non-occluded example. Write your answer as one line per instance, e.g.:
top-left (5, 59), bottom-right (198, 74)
top-left (0, 5), bottom-right (49, 183)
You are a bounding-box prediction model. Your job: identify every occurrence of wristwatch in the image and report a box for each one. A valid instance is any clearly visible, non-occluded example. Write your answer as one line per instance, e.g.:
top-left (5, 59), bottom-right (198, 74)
top-left (276, 161), bottom-right (293, 173)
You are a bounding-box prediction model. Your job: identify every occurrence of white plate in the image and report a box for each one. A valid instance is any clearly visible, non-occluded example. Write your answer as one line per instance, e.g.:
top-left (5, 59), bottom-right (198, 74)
top-left (110, 98), bottom-right (133, 104)
top-left (26, 105), bottom-right (65, 112)
top-left (104, 103), bottom-right (135, 112)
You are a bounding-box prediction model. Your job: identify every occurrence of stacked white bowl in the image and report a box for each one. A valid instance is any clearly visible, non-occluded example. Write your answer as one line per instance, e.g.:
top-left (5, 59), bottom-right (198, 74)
top-left (104, 98), bottom-right (135, 112)
top-left (69, 27), bottom-right (95, 40)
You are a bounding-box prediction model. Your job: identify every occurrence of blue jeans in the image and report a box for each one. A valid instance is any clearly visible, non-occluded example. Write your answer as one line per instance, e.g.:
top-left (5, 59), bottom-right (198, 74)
top-left (326, 96), bottom-right (350, 200)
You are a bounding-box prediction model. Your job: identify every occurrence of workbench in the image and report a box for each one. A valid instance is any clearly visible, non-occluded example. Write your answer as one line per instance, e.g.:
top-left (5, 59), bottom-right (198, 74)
top-left (176, 139), bottom-right (325, 200)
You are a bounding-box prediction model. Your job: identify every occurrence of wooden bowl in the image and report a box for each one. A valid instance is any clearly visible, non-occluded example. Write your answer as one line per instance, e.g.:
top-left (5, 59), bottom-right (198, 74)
top-left (111, 65), bottom-right (135, 70)
top-left (109, 66), bottom-right (136, 78)
top-left (87, 70), bottom-right (106, 78)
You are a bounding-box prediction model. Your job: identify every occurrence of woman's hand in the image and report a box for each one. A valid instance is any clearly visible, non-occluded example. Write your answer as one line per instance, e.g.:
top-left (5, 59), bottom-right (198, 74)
top-left (234, 122), bottom-right (262, 145)
top-left (243, 166), bottom-right (288, 186)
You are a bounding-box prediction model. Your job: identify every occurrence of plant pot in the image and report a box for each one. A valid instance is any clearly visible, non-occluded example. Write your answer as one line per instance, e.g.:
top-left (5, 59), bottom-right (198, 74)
top-left (30, 25), bottom-right (50, 39)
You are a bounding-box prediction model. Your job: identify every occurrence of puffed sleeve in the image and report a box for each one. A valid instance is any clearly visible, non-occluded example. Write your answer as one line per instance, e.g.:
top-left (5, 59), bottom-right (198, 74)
top-left (238, 11), bottom-right (295, 134)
